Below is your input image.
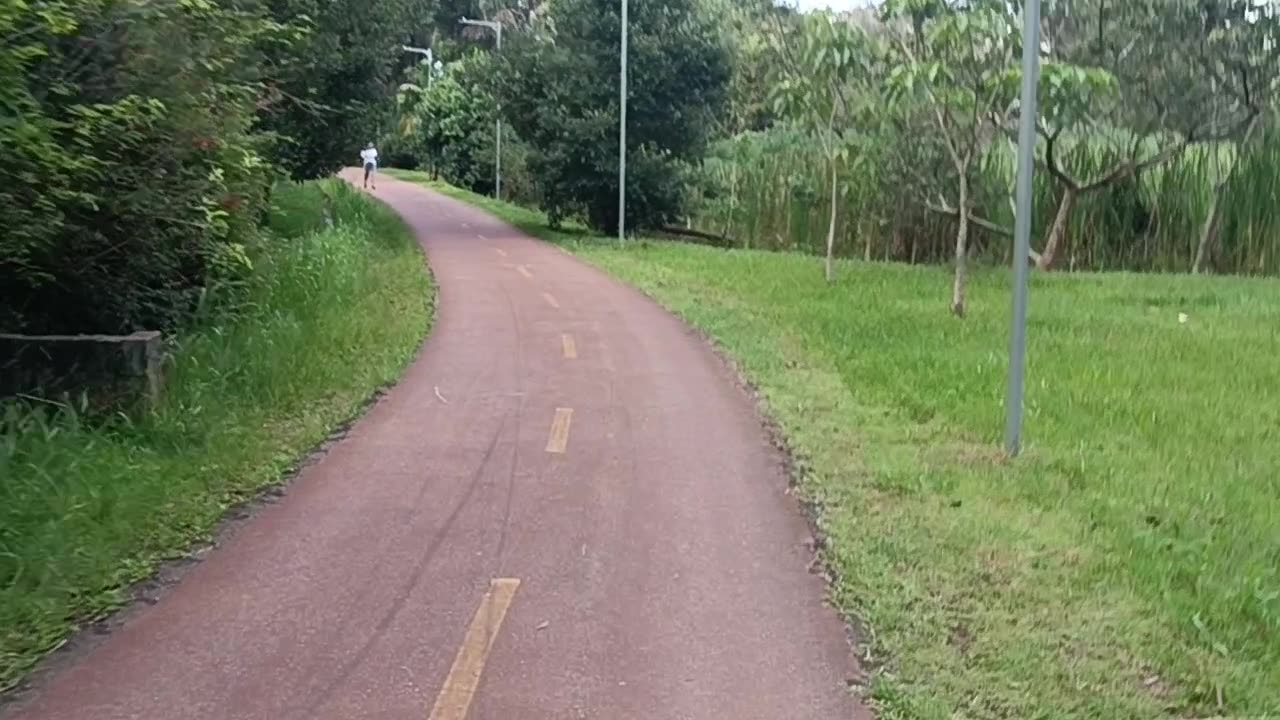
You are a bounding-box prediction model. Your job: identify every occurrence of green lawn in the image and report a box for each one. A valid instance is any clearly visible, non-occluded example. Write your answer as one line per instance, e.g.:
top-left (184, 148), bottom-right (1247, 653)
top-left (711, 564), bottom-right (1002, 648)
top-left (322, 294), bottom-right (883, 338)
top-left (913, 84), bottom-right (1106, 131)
top-left (400, 172), bottom-right (1280, 719)
top-left (0, 180), bottom-right (433, 689)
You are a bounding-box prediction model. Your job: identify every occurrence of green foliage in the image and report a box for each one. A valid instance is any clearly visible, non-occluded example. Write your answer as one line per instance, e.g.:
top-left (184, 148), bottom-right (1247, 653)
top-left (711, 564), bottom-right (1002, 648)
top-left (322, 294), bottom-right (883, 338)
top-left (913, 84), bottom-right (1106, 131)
top-left (392, 54), bottom-right (503, 195)
top-left (0, 180), bottom-right (432, 688)
top-left (493, 0), bottom-right (730, 233)
top-left (771, 11), bottom-right (871, 158)
top-left (0, 0), bottom-right (274, 334)
top-left (692, 122), bottom-right (1280, 275)
top-left (0, 0), bottom-right (437, 335)
top-left (701, 0), bottom-right (793, 134)
top-left (683, 0), bottom-right (1280, 284)
top-left (255, 0), bottom-right (434, 181)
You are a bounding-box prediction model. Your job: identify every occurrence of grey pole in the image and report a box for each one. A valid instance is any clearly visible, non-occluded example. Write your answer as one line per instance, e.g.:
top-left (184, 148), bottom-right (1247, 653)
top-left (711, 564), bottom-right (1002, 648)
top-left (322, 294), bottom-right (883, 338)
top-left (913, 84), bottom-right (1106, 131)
top-left (618, 0), bottom-right (628, 243)
top-left (401, 45), bottom-right (434, 87)
top-left (1005, 0), bottom-right (1042, 456)
top-left (495, 25), bottom-right (503, 200)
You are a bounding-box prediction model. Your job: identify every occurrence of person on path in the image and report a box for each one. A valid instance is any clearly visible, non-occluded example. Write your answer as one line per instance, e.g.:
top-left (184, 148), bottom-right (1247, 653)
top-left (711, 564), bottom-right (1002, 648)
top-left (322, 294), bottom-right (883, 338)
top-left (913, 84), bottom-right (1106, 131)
top-left (360, 143), bottom-right (378, 190)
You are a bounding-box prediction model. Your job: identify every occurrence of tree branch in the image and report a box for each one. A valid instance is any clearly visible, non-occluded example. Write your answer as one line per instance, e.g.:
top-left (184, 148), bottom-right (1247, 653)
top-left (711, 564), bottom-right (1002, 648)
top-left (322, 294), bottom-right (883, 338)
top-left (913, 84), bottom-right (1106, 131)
top-left (926, 200), bottom-right (1012, 238)
top-left (896, 35), bottom-right (965, 170)
top-left (1043, 124), bottom-right (1080, 190)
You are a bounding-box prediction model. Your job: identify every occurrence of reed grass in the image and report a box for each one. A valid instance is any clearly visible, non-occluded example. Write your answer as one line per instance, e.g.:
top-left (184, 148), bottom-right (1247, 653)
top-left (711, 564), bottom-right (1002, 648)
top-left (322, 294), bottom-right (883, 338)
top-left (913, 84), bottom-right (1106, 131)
top-left (694, 126), bottom-right (1280, 275)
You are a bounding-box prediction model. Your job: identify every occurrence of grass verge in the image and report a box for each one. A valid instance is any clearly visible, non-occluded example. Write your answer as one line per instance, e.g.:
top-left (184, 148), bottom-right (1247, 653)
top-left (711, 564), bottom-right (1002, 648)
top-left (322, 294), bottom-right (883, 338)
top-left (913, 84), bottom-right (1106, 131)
top-left (0, 179), bottom-right (433, 689)
top-left (398, 172), bottom-right (1280, 719)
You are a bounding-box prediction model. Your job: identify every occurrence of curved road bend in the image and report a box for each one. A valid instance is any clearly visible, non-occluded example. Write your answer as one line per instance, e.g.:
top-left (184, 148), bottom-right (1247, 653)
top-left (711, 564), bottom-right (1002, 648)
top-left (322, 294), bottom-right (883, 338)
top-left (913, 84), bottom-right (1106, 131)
top-left (6, 170), bottom-right (871, 720)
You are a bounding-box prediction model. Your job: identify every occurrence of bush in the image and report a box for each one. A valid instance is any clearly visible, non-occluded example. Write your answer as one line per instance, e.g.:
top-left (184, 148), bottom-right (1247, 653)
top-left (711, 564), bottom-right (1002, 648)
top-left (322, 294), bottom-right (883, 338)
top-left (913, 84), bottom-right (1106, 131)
top-left (0, 0), bottom-right (273, 335)
top-left (384, 53), bottom-right (542, 207)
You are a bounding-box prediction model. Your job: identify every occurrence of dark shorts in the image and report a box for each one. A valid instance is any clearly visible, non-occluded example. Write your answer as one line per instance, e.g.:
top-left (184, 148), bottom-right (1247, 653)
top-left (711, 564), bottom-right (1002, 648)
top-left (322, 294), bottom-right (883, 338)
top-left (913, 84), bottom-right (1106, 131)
top-left (363, 162), bottom-right (375, 174)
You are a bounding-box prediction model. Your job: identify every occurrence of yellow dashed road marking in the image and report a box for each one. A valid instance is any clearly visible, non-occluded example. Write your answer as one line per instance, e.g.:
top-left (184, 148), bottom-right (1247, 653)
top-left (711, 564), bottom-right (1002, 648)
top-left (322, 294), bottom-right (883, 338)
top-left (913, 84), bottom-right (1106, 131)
top-left (541, 292), bottom-right (560, 309)
top-left (516, 265), bottom-right (533, 279)
top-left (545, 408), bottom-right (573, 453)
top-left (426, 578), bottom-right (521, 720)
top-left (561, 334), bottom-right (577, 360)
top-left (493, 247), bottom-right (507, 257)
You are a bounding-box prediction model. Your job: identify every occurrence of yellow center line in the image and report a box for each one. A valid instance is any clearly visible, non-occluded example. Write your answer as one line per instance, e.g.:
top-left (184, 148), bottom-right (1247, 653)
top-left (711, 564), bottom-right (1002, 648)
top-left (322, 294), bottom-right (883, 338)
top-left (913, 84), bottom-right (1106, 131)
top-left (426, 578), bottom-right (522, 720)
top-left (541, 292), bottom-right (560, 310)
top-left (545, 408), bottom-right (573, 453)
top-left (561, 333), bottom-right (577, 360)
top-left (516, 265), bottom-right (533, 279)
top-left (493, 247), bottom-right (507, 257)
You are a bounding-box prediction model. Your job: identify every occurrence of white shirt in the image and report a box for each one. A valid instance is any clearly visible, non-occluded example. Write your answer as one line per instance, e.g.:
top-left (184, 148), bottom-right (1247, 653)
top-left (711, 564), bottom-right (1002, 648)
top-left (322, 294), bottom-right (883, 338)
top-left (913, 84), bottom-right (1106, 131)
top-left (360, 148), bottom-right (378, 167)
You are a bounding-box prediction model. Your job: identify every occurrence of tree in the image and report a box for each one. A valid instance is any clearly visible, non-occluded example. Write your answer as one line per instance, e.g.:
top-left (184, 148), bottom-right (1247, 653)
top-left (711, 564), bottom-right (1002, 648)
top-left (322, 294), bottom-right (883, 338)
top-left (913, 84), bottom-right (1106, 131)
top-left (256, 0), bottom-right (434, 180)
top-left (882, 0), bottom-right (1019, 316)
top-left (1026, 0), bottom-right (1225, 271)
top-left (493, 0), bottom-right (730, 233)
top-left (1, 0), bottom-right (275, 334)
top-left (398, 54), bottom-right (502, 195)
top-left (703, 0), bottom-right (793, 135)
top-left (771, 11), bottom-right (872, 282)
top-left (1027, 60), bottom-right (1127, 271)
top-left (1183, 0), bottom-right (1280, 273)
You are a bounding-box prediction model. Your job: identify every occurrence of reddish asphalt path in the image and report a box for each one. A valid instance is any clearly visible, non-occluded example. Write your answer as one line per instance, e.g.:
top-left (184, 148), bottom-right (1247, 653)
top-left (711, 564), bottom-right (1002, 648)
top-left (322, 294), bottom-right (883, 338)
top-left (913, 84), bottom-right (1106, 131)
top-left (6, 171), bottom-right (869, 720)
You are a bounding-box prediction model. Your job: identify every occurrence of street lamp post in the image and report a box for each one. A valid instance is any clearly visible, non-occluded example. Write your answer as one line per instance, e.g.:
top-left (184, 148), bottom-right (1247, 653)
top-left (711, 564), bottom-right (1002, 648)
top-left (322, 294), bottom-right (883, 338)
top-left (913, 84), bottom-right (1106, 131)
top-left (618, 0), bottom-right (628, 243)
top-left (1004, 0), bottom-right (1042, 457)
top-left (460, 17), bottom-right (503, 200)
top-left (401, 45), bottom-right (436, 87)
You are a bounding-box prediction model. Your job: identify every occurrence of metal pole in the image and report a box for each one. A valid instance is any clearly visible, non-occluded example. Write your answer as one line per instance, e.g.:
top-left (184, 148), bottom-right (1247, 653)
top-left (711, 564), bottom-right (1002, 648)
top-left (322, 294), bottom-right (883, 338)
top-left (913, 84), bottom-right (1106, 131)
top-left (1005, 0), bottom-right (1042, 457)
top-left (402, 46), bottom-right (433, 87)
top-left (495, 25), bottom-right (502, 200)
top-left (618, 0), bottom-right (628, 243)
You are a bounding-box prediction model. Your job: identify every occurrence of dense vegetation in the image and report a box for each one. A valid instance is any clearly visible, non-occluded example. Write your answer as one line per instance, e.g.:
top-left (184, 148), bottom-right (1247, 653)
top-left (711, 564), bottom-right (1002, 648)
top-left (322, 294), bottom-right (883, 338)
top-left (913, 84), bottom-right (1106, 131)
top-left (409, 177), bottom-right (1280, 719)
top-left (1, 0), bottom-right (431, 335)
top-left (0, 181), bottom-right (432, 688)
top-left (694, 0), bottom-right (1280, 313)
top-left (387, 0), bottom-right (1280, 313)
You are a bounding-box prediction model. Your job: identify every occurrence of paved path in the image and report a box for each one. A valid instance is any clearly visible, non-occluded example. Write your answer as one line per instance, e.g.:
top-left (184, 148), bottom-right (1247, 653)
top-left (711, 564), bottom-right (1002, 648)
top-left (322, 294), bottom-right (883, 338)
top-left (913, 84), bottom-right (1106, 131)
top-left (7, 172), bottom-right (869, 720)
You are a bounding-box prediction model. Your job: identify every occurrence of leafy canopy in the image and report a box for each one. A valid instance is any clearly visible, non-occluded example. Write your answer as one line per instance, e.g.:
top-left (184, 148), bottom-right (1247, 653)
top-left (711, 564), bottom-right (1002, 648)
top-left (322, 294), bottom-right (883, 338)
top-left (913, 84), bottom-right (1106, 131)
top-left (493, 0), bottom-right (730, 233)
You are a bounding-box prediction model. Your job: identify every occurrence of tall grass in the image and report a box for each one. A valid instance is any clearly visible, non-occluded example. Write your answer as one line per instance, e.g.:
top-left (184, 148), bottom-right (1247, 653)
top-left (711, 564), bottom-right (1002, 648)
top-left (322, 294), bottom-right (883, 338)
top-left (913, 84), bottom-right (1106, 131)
top-left (0, 180), bottom-right (432, 689)
top-left (693, 126), bottom-right (1280, 275)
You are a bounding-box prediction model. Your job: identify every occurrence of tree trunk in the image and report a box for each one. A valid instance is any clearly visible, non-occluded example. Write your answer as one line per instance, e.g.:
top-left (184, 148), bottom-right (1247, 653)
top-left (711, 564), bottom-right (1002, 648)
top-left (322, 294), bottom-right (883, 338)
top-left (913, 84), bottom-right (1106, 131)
top-left (1037, 185), bottom-right (1077, 271)
top-left (825, 159), bottom-right (838, 283)
top-left (951, 175), bottom-right (969, 317)
top-left (864, 221), bottom-right (873, 262)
